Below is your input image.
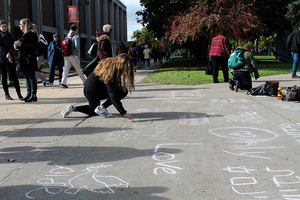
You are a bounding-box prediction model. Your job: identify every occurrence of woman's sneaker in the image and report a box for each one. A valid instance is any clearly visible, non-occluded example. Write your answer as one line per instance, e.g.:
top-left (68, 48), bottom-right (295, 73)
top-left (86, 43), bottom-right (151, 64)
top-left (61, 105), bottom-right (74, 118)
top-left (94, 106), bottom-right (113, 118)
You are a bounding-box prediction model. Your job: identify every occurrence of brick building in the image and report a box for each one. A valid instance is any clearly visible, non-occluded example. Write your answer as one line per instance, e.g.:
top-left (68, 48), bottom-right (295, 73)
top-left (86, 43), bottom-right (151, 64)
top-left (0, 0), bottom-right (127, 60)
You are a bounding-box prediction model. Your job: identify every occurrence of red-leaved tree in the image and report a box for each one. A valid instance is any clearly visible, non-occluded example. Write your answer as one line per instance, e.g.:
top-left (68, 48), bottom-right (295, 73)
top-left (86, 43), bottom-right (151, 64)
top-left (166, 0), bottom-right (263, 42)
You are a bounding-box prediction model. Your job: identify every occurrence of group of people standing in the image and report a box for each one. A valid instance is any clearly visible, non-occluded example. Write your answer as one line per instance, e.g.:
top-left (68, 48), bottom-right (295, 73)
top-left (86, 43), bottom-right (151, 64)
top-left (0, 18), bottom-right (135, 120)
top-left (126, 42), bottom-right (169, 70)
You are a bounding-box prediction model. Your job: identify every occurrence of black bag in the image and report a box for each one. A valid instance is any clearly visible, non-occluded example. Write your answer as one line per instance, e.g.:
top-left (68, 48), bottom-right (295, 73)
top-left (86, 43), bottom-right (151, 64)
top-left (205, 58), bottom-right (212, 75)
top-left (35, 41), bottom-right (47, 56)
top-left (248, 81), bottom-right (279, 96)
top-left (87, 41), bottom-right (98, 57)
top-left (284, 85), bottom-right (300, 101)
top-left (83, 57), bottom-right (99, 77)
top-left (265, 81), bottom-right (279, 96)
top-left (248, 84), bottom-right (265, 95)
top-left (286, 33), bottom-right (295, 50)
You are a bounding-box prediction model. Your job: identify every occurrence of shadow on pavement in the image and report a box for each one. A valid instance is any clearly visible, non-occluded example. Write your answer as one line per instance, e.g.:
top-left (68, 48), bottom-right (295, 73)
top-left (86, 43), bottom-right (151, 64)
top-left (0, 184), bottom-right (170, 200)
top-left (0, 146), bottom-right (182, 166)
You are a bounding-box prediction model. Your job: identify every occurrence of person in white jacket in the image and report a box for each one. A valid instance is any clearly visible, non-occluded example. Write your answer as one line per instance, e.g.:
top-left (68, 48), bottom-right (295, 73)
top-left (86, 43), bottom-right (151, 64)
top-left (143, 45), bottom-right (152, 69)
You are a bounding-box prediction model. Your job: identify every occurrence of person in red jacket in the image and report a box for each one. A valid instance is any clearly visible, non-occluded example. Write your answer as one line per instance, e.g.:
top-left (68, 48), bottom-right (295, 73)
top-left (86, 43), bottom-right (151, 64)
top-left (209, 30), bottom-right (231, 83)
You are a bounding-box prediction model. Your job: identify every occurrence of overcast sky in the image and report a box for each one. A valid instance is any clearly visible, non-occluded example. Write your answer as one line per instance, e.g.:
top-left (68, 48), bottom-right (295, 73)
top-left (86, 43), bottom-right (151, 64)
top-left (120, 0), bottom-right (144, 41)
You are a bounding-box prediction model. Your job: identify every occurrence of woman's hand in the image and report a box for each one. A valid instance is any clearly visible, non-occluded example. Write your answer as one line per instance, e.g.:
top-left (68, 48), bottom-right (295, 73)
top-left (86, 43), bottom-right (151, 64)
top-left (6, 53), bottom-right (12, 63)
top-left (123, 113), bottom-right (133, 120)
top-left (14, 40), bottom-right (21, 47)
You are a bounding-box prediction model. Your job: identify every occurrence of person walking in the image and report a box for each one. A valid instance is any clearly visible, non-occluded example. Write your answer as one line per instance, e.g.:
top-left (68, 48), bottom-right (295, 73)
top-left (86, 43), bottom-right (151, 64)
top-left (60, 24), bottom-right (86, 89)
top-left (209, 30), bottom-right (231, 83)
top-left (290, 23), bottom-right (300, 78)
top-left (143, 45), bottom-right (152, 69)
top-left (61, 53), bottom-right (134, 120)
top-left (116, 42), bottom-right (127, 55)
top-left (128, 42), bottom-right (138, 69)
top-left (35, 25), bottom-right (48, 87)
top-left (0, 20), bottom-right (23, 100)
top-left (229, 46), bottom-right (259, 92)
top-left (14, 18), bottom-right (38, 102)
top-left (47, 33), bottom-right (64, 85)
top-left (96, 24), bottom-right (113, 61)
top-left (152, 47), bottom-right (158, 65)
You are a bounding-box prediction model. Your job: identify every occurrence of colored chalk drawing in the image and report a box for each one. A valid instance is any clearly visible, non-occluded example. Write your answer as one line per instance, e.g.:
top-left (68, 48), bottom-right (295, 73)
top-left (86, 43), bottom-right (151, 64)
top-left (178, 113), bottom-right (212, 125)
top-left (223, 166), bottom-right (300, 199)
top-left (153, 143), bottom-right (202, 175)
top-left (25, 164), bottom-right (128, 199)
top-left (105, 121), bottom-right (167, 141)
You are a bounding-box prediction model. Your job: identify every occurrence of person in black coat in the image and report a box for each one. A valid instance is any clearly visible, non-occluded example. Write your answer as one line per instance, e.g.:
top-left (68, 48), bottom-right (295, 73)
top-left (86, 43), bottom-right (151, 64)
top-left (290, 23), bottom-right (300, 78)
top-left (14, 18), bottom-right (38, 102)
top-left (61, 53), bottom-right (134, 120)
top-left (0, 20), bottom-right (23, 100)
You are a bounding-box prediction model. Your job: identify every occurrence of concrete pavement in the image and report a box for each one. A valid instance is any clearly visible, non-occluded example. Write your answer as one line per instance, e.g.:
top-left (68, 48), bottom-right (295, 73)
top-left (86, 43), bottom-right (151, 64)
top-left (1, 59), bottom-right (300, 200)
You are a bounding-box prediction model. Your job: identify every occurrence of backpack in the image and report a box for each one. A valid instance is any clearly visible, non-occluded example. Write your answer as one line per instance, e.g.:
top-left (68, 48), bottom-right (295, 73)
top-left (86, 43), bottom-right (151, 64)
top-left (87, 41), bottom-right (98, 58)
top-left (286, 33), bottom-right (294, 50)
top-left (61, 35), bottom-right (75, 56)
top-left (228, 49), bottom-right (246, 69)
top-left (130, 46), bottom-right (137, 56)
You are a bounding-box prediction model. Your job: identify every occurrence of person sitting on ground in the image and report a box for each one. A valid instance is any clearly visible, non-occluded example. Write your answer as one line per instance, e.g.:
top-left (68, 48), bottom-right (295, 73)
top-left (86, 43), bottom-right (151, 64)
top-left (229, 46), bottom-right (259, 92)
top-left (61, 53), bottom-right (134, 120)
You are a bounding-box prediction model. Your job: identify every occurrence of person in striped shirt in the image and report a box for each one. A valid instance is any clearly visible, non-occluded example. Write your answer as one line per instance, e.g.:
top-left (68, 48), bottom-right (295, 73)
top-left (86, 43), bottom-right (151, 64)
top-left (209, 31), bottom-right (231, 83)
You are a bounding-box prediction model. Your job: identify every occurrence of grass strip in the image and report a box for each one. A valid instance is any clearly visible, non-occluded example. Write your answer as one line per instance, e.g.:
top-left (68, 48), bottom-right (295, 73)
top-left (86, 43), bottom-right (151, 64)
top-left (140, 56), bottom-right (292, 85)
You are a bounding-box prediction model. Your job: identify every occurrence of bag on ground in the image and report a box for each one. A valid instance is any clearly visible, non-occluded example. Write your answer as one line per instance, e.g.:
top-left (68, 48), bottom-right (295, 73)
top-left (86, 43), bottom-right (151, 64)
top-left (228, 49), bottom-right (245, 69)
top-left (61, 35), bottom-right (74, 56)
top-left (248, 81), bottom-right (279, 96)
top-left (205, 58), bottom-right (212, 75)
top-left (284, 85), bottom-right (300, 101)
top-left (87, 41), bottom-right (98, 57)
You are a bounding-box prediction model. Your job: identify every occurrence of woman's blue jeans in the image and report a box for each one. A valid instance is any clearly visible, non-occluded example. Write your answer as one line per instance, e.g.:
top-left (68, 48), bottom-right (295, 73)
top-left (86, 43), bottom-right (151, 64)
top-left (291, 52), bottom-right (299, 76)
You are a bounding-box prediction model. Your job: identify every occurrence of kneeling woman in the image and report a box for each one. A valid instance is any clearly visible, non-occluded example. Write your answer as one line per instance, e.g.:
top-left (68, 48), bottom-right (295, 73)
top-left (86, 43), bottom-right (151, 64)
top-left (61, 53), bottom-right (134, 120)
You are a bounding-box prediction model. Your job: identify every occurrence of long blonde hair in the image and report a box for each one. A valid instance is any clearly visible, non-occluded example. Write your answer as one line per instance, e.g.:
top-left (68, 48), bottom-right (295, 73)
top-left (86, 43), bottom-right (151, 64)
top-left (94, 53), bottom-right (135, 92)
top-left (20, 18), bottom-right (38, 36)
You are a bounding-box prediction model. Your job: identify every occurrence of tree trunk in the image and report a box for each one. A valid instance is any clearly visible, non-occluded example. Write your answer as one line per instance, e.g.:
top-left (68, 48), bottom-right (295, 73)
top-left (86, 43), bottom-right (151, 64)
top-left (194, 37), bottom-right (208, 62)
top-left (8, 0), bottom-right (15, 36)
top-left (254, 39), bottom-right (258, 55)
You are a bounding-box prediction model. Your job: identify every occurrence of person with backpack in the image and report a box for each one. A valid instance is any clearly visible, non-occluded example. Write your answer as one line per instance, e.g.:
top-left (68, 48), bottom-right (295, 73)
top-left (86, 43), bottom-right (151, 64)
top-left (14, 18), bottom-right (38, 102)
top-left (209, 30), bottom-right (231, 83)
top-left (128, 42), bottom-right (137, 67)
top-left (47, 33), bottom-right (64, 85)
top-left (60, 24), bottom-right (86, 89)
top-left (228, 46), bottom-right (259, 92)
top-left (289, 23), bottom-right (300, 78)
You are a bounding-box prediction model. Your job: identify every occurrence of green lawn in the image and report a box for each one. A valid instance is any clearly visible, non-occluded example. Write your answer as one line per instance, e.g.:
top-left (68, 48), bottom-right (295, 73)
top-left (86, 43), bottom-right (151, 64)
top-left (139, 56), bottom-right (292, 85)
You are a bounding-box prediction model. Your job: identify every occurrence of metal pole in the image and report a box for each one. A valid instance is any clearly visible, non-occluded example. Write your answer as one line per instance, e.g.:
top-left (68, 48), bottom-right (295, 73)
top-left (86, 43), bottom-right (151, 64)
top-left (77, 1), bottom-right (81, 67)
